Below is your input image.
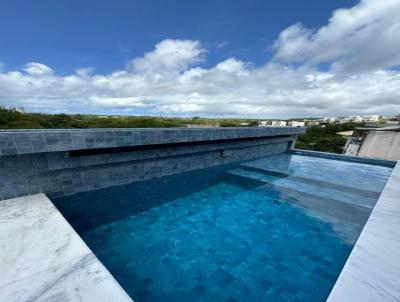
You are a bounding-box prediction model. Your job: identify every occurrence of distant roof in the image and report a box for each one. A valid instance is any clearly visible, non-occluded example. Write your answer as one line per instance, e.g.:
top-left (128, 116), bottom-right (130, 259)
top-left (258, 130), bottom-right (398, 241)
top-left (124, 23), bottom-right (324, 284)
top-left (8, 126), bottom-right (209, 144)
top-left (337, 131), bottom-right (354, 136)
top-left (355, 126), bottom-right (400, 132)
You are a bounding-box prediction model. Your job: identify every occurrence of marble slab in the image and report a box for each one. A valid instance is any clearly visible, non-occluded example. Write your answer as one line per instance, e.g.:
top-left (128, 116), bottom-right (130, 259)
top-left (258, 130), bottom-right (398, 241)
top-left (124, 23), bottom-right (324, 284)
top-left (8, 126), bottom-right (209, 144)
top-left (0, 194), bottom-right (88, 286)
top-left (0, 193), bottom-right (133, 302)
top-left (327, 161), bottom-right (400, 302)
top-left (0, 254), bottom-right (132, 302)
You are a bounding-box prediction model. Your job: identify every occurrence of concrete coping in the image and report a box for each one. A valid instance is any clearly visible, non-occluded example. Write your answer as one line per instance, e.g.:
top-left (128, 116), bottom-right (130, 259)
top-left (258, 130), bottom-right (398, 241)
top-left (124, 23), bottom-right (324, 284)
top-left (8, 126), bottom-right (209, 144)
top-left (327, 161), bottom-right (400, 301)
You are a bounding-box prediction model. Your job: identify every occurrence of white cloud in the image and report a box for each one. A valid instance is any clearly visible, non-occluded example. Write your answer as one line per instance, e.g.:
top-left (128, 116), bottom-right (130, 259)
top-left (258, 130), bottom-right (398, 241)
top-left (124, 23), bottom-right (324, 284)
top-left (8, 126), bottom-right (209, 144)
top-left (129, 39), bottom-right (205, 74)
top-left (214, 40), bottom-right (230, 49)
top-left (215, 58), bottom-right (248, 75)
top-left (76, 67), bottom-right (95, 77)
top-left (1, 1), bottom-right (400, 118)
top-left (274, 0), bottom-right (400, 74)
top-left (24, 62), bottom-right (53, 76)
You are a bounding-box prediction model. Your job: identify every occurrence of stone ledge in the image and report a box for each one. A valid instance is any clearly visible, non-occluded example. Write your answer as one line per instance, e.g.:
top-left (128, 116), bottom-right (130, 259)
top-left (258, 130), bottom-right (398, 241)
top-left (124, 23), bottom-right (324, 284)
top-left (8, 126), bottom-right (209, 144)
top-left (0, 193), bottom-right (133, 302)
top-left (0, 127), bottom-right (305, 156)
top-left (327, 161), bottom-right (400, 302)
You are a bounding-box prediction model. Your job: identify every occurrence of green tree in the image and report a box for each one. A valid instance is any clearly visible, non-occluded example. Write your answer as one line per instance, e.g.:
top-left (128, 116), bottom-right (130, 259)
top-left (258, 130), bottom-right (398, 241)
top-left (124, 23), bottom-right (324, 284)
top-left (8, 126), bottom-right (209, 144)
top-left (295, 122), bottom-right (364, 154)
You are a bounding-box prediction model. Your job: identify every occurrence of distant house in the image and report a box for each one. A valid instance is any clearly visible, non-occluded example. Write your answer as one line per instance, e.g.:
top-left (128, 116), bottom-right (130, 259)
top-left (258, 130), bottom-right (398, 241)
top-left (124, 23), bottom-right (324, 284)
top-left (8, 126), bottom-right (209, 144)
top-left (0, 106), bottom-right (25, 113)
top-left (356, 115), bottom-right (380, 123)
top-left (259, 120), bottom-right (287, 127)
top-left (322, 117), bottom-right (338, 123)
top-left (259, 121), bottom-right (270, 127)
top-left (347, 115), bottom-right (380, 123)
top-left (271, 120), bottom-right (287, 127)
top-left (305, 120), bottom-right (320, 126)
top-left (288, 121), bottom-right (305, 127)
top-left (391, 113), bottom-right (400, 121)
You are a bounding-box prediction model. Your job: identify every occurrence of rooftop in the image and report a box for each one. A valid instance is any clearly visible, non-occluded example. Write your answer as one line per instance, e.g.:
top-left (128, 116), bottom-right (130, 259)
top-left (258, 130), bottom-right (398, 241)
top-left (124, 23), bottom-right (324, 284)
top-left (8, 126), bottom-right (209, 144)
top-left (0, 128), bottom-right (399, 301)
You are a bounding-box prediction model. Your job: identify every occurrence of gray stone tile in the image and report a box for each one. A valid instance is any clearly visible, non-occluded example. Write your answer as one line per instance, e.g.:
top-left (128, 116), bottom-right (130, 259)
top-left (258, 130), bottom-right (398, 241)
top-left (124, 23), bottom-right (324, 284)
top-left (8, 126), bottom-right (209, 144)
top-left (0, 128), bottom-right (303, 199)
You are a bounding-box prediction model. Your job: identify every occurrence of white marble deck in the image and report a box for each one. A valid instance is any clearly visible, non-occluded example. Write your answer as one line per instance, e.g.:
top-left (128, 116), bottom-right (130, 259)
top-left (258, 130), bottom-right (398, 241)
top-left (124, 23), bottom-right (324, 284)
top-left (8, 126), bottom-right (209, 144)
top-left (328, 161), bottom-right (400, 302)
top-left (0, 194), bottom-right (133, 302)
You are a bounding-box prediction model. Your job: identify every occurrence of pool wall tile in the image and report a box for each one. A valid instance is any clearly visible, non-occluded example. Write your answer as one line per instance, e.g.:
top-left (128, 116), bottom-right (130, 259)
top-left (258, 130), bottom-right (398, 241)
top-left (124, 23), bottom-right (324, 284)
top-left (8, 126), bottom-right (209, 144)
top-left (0, 128), bottom-right (304, 199)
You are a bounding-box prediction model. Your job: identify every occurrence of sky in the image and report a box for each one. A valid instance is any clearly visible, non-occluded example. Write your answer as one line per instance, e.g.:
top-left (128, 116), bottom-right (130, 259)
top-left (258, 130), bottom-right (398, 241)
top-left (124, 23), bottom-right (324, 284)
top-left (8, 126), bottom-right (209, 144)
top-left (0, 0), bottom-right (399, 118)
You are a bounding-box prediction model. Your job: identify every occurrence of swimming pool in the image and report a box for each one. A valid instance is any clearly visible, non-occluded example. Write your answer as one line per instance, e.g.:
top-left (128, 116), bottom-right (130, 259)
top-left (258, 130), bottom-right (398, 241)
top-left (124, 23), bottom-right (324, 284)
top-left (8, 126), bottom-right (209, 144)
top-left (54, 153), bottom-right (393, 301)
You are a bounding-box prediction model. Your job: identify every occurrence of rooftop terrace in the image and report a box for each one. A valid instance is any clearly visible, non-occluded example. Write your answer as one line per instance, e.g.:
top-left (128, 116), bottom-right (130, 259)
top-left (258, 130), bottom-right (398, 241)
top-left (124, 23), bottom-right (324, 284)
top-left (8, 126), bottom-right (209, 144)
top-left (0, 128), bottom-right (399, 301)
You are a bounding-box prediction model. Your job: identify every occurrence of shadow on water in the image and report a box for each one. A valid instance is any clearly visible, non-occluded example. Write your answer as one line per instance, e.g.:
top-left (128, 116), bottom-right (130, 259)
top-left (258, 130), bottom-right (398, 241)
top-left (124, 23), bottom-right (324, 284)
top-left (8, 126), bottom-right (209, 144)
top-left (53, 161), bottom-right (261, 232)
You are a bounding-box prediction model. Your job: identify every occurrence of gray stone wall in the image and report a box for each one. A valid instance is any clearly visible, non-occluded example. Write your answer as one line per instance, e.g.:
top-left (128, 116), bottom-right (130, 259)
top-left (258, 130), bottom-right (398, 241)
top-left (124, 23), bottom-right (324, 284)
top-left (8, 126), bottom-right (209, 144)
top-left (0, 127), bottom-right (304, 155)
top-left (0, 128), bottom-right (305, 200)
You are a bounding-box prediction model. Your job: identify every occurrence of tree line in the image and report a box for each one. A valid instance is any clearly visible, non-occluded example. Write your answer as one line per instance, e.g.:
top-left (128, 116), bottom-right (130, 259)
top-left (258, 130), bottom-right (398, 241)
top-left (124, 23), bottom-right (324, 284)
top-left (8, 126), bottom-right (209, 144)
top-left (295, 122), bottom-right (365, 153)
top-left (0, 108), bottom-right (363, 154)
top-left (0, 108), bottom-right (259, 129)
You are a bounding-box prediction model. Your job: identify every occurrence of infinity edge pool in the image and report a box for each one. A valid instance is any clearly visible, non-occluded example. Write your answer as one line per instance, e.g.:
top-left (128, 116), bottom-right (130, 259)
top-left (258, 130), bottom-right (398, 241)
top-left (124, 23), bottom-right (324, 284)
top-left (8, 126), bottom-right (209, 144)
top-left (1, 151), bottom-right (399, 302)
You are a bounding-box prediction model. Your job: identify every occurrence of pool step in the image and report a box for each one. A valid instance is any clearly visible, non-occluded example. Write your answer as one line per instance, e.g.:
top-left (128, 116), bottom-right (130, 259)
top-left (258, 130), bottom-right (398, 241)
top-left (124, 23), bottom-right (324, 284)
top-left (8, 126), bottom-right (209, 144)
top-left (241, 154), bottom-right (390, 194)
top-left (259, 183), bottom-right (370, 226)
top-left (243, 154), bottom-right (391, 194)
top-left (227, 168), bottom-right (378, 209)
top-left (240, 164), bottom-right (381, 199)
top-left (226, 169), bottom-right (371, 226)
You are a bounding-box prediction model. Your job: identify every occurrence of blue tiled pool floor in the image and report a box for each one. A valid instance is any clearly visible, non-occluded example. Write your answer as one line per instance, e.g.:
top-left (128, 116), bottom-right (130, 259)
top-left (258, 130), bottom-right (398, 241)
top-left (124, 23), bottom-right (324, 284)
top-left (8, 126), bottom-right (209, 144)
top-left (81, 182), bottom-right (353, 301)
top-left (54, 153), bottom-right (393, 302)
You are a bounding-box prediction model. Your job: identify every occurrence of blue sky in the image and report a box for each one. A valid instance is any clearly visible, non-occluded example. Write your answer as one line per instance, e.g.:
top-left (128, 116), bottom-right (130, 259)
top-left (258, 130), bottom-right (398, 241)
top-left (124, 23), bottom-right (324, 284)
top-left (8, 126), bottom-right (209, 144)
top-left (0, 0), bottom-right (357, 73)
top-left (0, 0), bottom-right (399, 118)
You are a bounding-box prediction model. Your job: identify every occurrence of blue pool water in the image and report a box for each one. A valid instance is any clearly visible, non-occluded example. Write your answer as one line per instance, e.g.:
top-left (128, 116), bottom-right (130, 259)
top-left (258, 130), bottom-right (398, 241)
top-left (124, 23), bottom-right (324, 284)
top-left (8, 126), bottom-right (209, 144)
top-left (54, 153), bottom-right (393, 302)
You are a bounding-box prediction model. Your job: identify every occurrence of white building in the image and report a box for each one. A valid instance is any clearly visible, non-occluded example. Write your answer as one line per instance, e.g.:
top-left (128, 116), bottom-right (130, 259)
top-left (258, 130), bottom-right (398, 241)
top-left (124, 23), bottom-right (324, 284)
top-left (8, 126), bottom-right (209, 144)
top-left (271, 120), bottom-right (287, 127)
top-left (352, 115), bottom-right (380, 123)
top-left (259, 120), bottom-right (287, 127)
top-left (363, 115), bottom-right (380, 123)
top-left (0, 106), bottom-right (25, 113)
top-left (391, 114), bottom-right (400, 121)
top-left (288, 121), bottom-right (305, 127)
top-left (259, 121), bottom-right (271, 127)
top-left (322, 117), bottom-right (338, 123)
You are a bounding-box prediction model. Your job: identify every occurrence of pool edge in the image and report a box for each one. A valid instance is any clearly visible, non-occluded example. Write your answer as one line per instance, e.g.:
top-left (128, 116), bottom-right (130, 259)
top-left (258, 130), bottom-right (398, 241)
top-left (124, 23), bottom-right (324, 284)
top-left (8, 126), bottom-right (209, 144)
top-left (2, 156), bottom-right (399, 301)
top-left (0, 193), bottom-right (133, 302)
top-left (327, 160), bottom-right (400, 302)
top-left (291, 149), bottom-right (397, 168)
